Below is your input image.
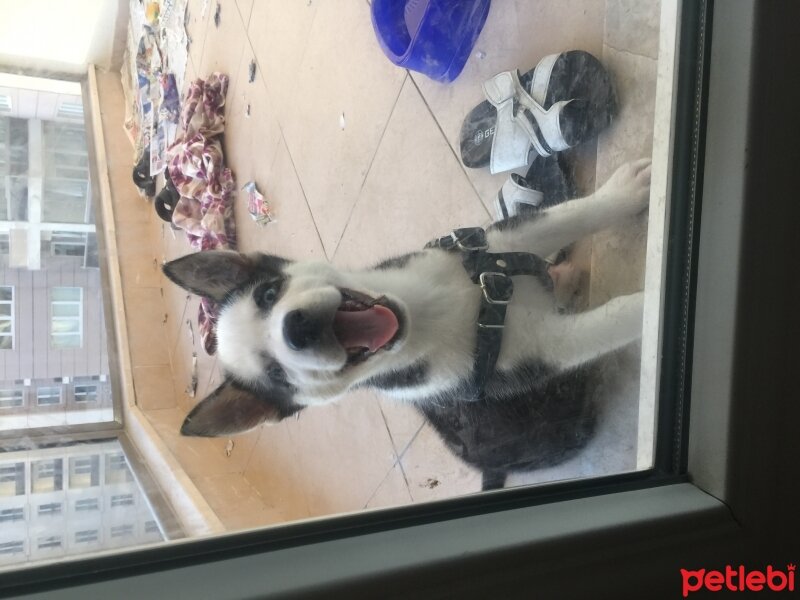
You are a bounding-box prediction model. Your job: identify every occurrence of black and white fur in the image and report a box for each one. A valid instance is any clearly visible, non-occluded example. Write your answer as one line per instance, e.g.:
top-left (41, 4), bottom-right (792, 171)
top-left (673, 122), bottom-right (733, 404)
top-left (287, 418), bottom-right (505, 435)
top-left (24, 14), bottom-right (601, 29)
top-left (163, 160), bottom-right (651, 485)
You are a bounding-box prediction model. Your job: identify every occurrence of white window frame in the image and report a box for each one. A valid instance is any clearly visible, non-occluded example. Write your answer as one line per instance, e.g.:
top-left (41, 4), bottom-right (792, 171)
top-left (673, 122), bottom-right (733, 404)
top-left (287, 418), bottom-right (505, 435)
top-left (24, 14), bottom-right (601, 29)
top-left (30, 458), bottom-right (63, 494)
top-left (110, 494), bottom-right (134, 508)
top-left (0, 507), bottom-right (24, 523)
top-left (49, 286), bottom-right (83, 349)
top-left (74, 529), bottom-right (99, 544)
top-left (36, 386), bottom-right (62, 407)
top-left (37, 502), bottom-right (61, 517)
top-left (49, 230), bottom-right (87, 257)
top-left (36, 536), bottom-right (62, 551)
top-left (73, 383), bottom-right (98, 404)
top-left (0, 541), bottom-right (24, 556)
top-left (0, 388), bottom-right (23, 409)
top-left (74, 498), bottom-right (99, 512)
top-left (0, 462), bottom-right (24, 496)
top-left (110, 524), bottom-right (134, 539)
top-left (0, 285), bottom-right (13, 350)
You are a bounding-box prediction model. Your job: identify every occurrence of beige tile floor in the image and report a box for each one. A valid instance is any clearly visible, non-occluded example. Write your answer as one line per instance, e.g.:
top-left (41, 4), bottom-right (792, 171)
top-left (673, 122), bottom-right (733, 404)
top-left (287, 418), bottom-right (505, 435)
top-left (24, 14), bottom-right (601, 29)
top-left (147, 0), bottom-right (662, 525)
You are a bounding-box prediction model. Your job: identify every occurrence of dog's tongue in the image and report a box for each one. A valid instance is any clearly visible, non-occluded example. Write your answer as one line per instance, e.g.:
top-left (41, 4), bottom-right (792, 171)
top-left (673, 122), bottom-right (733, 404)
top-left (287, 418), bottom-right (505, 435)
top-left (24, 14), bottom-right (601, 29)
top-left (333, 305), bottom-right (398, 352)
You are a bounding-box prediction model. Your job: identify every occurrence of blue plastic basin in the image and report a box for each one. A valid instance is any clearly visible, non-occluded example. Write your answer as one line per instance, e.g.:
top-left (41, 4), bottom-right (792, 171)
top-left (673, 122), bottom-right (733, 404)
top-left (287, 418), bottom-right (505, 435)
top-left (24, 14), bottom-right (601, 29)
top-left (371, 0), bottom-right (492, 83)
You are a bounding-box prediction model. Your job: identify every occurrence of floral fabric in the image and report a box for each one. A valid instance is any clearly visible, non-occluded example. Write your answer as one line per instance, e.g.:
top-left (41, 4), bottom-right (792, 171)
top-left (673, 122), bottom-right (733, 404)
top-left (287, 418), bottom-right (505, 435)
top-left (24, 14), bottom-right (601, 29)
top-left (165, 73), bottom-right (236, 354)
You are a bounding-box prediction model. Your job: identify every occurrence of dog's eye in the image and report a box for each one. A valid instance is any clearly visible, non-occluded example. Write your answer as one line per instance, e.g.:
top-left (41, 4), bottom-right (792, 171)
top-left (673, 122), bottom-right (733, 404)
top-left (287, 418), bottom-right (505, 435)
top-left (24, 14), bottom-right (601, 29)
top-left (254, 281), bottom-right (281, 310)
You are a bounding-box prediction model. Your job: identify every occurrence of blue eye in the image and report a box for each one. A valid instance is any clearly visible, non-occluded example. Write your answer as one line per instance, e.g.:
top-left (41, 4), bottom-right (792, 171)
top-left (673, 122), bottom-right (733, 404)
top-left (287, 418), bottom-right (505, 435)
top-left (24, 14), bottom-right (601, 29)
top-left (254, 281), bottom-right (281, 309)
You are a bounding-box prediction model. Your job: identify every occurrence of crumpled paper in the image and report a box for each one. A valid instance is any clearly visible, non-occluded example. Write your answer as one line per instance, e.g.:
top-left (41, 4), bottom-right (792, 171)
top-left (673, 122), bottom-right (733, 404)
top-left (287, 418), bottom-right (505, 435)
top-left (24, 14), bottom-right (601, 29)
top-left (242, 181), bottom-right (275, 225)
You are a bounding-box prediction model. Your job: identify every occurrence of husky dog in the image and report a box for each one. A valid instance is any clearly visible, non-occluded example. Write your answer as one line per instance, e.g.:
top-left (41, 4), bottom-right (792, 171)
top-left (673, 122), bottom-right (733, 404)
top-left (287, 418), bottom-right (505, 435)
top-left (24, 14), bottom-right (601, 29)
top-left (163, 159), bottom-right (651, 484)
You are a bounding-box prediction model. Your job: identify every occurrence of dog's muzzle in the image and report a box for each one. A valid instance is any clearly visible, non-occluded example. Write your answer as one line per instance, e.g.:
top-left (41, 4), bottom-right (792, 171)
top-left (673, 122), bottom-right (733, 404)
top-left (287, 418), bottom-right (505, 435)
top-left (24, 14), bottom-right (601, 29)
top-left (283, 310), bottom-right (324, 351)
top-left (281, 290), bottom-right (402, 367)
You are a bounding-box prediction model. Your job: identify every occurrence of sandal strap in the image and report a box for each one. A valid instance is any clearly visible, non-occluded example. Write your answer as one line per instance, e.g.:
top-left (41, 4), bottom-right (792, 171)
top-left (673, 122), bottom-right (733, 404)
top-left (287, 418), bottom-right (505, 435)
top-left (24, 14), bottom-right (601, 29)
top-left (495, 173), bottom-right (544, 220)
top-left (483, 68), bottom-right (572, 174)
top-left (529, 53), bottom-right (560, 105)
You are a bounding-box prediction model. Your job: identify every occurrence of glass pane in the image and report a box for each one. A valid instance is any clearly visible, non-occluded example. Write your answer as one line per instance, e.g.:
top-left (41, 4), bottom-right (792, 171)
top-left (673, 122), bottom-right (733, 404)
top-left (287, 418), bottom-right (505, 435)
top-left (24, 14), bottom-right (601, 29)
top-left (0, 389), bottom-right (23, 409)
top-left (51, 333), bottom-right (80, 348)
top-left (31, 459), bottom-right (63, 493)
top-left (7, 176), bottom-right (28, 221)
top-left (51, 319), bottom-right (79, 334)
top-left (51, 287), bottom-right (80, 302)
top-left (0, 74), bottom-right (112, 436)
top-left (0, 304), bottom-right (11, 317)
top-left (42, 180), bottom-right (89, 223)
top-left (52, 304), bottom-right (79, 318)
top-left (0, 440), bottom-right (168, 569)
top-left (0, 462), bottom-right (24, 497)
top-left (0, 0), bottom-right (696, 577)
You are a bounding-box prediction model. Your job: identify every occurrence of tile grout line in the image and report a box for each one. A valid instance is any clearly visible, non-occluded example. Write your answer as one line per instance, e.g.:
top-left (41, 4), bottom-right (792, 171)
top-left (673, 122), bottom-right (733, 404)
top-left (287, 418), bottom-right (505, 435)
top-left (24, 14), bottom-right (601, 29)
top-left (330, 71), bottom-right (409, 261)
top-left (407, 74), bottom-right (491, 220)
top-left (238, 424), bottom-right (266, 479)
top-left (363, 412), bottom-right (422, 509)
top-left (361, 459), bottom-right (396, 510)
top-left (248, 20), bottom-right (329, 261)
top-left (276, 128), bottom-right (328, 260)
top-left (378, 405), bottom-right (402, 458)
top-left (393, 422), bottom-right (425, 498)
top-left (603, 42), bottom-right (659, 62)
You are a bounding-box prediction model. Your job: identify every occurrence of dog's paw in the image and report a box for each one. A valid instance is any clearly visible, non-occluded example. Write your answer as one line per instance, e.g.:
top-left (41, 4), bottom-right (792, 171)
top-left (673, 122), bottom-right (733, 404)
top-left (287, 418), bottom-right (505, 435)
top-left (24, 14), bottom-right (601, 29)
top-left (597, 158), bottom-right (652, 214)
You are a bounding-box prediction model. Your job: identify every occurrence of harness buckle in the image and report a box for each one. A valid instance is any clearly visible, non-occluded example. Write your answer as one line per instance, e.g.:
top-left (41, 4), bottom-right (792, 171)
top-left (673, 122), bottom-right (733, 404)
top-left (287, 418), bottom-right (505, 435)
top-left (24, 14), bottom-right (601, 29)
top-left (479, 272), bottom-right (513, 305)
top-left (451, 227), bottom-right (488, 251)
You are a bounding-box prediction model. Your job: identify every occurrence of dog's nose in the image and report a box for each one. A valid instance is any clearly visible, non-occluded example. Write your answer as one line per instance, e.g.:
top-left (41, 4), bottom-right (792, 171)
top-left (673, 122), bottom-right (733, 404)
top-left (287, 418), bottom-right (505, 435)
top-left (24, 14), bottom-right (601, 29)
top-left (283, 310), bottom-right (321, 351)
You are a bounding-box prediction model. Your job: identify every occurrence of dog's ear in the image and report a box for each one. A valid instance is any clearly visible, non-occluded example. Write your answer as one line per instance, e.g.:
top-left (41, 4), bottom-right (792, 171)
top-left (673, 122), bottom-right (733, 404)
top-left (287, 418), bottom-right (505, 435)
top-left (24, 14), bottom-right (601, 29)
top-left (163, 251), bottom-right (258, 303)
top-left (180, 379), bottom-right (301, 437)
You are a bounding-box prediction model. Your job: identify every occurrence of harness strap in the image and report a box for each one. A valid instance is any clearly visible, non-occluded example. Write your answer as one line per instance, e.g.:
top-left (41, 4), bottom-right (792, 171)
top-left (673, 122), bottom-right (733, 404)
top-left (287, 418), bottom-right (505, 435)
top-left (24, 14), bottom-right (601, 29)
top-left (427, 227), bottom-right (552, 400)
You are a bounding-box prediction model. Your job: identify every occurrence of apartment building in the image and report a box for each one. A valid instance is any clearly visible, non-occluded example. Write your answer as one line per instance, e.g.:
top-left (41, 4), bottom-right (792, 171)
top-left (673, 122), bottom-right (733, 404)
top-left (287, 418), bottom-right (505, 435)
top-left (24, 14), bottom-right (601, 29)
top-left (1, 82), bottom-right (112, 431)
top-left (0, 440), bottom-right (163, 567)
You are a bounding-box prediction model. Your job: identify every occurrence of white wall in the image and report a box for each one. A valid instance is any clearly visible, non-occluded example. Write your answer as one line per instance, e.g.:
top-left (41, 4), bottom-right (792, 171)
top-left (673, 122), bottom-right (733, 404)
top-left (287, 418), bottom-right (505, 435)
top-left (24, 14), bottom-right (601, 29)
top-left (0, 0), bottom-right (122, 75)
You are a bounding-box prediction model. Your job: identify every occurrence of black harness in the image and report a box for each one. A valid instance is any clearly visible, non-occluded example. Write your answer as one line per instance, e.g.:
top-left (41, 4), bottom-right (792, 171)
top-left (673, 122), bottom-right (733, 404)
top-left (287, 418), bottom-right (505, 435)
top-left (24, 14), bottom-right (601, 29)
top-left (426, 227), bottom-right (553, 400)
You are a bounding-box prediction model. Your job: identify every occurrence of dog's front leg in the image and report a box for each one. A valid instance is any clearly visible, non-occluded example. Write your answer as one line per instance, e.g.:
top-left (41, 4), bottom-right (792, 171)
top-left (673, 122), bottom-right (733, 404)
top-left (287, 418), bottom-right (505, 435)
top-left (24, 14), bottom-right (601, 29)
top-left (487, 159), bottom-right (651, 257)
top-left (540, 291), bottom-right (644, 371)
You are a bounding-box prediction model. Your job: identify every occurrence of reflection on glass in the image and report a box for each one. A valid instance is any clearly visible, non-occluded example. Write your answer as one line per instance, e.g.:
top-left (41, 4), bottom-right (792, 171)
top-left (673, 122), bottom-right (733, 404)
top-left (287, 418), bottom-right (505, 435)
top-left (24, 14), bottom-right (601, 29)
top-left (0, 0), bottom-right (683, 581)
top-left (0, 440), bottom-right (165, 568)
top-left (30, 459), bottom-right (63, 494)
top-left (0, 82), bottom-right (110, 429)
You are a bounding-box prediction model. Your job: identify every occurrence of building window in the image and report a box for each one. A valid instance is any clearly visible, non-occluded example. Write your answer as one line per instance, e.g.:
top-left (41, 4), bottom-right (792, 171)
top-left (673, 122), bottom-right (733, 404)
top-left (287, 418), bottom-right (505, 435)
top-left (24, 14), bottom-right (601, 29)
top-left (0, 286), bottom-right (13, 350)
top-left (36, 386), bottom-right (62, 407)
top-left (31, 459), bottom-right (63, 493)
top-left (73, 384), bottom-right (98, 404)
top-left (0, 389), bottom-right (24, 409)
top-left (74, 498), bottom-right (99, 512)
top-left (0, 541), bottom-right (24, 556)
top-left (110, 525), bottom-right (134, 539)
top-left (37, 502), bottom-right (62, 517)
top-left (110, 494), bottom-right (134, 508)
top-left (106, 453), bottom-right (134, 485)
top-left (0, 462), bottom-right (25, 496)
top-left (46, 231), bottom-right (87, 258)
top-left (74, 529), bottom-right (99, 544)
top-left (56, 101), bottom-right (84, 120)
top-left (0, 507), bottom-right (24, 523)
top-left (37, 536), bottom-right (62, 551)
top-left (68, 455), bottom-right (100, 488)
top-left (50, 287), bottom-right (82, 349)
